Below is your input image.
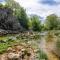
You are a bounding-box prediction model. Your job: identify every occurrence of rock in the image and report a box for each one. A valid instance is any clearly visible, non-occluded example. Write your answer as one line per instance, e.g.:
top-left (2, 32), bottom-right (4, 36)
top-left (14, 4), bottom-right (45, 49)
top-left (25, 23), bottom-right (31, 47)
top-left (8, 36), bottom-right (16, 40)
top-left (0, 54), bottom-right (8, 60)
top-left (0, 44), bottom-right (35, 60)
top-left (15, 46), bottom-right (21, 51)
top-left (7, 53), bottom-right (19, 60)
top-left (21, 49), bottom-right (26, 52)
top-left (27, 53), bottom-right (31, 56)
top-left (7, 47), bottom-right (13, 52)
top-left (0, 29), bottom-right (7, 36)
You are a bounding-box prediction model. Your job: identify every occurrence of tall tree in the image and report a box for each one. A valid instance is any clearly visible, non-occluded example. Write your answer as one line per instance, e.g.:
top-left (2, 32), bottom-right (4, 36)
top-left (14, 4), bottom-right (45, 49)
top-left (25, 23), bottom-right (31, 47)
top-left (30, 15), bottom-right (42, 31)
top-left (45, 14), bottom-right (58, 30)
top-left (5, 0), bottom-right (20, 9)
top-left (18, 8), bottom-right (29, 30)
top-left (5, 0), bottom-right (29, 30)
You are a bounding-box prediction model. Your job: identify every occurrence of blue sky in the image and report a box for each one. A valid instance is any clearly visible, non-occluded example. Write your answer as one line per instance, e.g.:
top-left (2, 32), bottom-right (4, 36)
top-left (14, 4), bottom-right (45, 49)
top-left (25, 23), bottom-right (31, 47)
top-left (0, 0), bottom-right (60, 19)
top-left (0, 0), bottom-right (4, 2)
top-left (40, 0), bottom-right (60, 5)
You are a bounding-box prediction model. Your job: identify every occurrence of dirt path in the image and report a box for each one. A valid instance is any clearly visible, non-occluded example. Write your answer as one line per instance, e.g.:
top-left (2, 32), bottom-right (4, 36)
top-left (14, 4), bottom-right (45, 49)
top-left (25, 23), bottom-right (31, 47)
top-left (39, 38), bottom-right (60, 60)
top-left (46, 42), bottom-right (59, 60)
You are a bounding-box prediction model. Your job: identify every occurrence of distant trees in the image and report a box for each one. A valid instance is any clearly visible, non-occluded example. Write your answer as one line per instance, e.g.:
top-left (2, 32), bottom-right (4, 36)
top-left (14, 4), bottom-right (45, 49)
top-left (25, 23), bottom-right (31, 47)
top-left (45, 14), bottom-right (59, 30)
top-left (30, 15), bottom-right (42, 31)
top-left (56, 18), bottom-right (60, 30)
top-left (28, 14), bottom-right (60, 31)
top-left (0, 0), bottom-right (60, 32)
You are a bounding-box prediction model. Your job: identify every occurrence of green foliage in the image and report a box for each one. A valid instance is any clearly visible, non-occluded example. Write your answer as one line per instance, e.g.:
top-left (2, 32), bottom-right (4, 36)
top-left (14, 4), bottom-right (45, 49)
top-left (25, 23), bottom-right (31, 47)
top-left (0, 43), bottom-right (9, 54)
top-left (0, 3), bottom-right (3, 8)
top-left (18, 8), bottom-right (29, 30)
top-left (56, 18), bottom-right (60, 30)
top-left (0, 6), bottom-right (20, 30)
top-left (5, 0), bottom-right (29, 30)
top-left (28, 18), bottom-right (32, 30)
top-left (45, 14), bottom-right (58, 30)
top-left (5, 0), bottom-right (20, 9)
top-left (1, 0), bottom-right (60, 31)
top-left (36, 49), bottom-right (48, 60)
top-left (30, 15), bottom-right (42, 31)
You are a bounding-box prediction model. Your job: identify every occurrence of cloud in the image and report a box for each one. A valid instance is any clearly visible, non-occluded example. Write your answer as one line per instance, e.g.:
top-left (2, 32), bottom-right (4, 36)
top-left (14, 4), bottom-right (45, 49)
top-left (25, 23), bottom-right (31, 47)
top-left (14, 0), bottom-right (60, 19)
top-left (54, 0), bottom-right (60, 2)
top-left (39, 0), bottom-right (60, 6)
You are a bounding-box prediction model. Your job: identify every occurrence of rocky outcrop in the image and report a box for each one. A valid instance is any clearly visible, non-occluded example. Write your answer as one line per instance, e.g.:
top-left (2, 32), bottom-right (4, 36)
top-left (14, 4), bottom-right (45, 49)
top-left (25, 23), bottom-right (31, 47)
top-left (0, 44), bottom-right (35, 60)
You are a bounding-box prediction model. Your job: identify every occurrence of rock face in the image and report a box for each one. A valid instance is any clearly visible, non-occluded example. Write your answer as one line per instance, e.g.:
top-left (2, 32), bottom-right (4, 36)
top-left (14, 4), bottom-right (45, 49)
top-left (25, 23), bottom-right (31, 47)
top-left (0, 29), bottom-right (7, 36)
top-left (0, 7), bottom-right (23, 32)
top-left (0, 45), bottom-right (35, 60)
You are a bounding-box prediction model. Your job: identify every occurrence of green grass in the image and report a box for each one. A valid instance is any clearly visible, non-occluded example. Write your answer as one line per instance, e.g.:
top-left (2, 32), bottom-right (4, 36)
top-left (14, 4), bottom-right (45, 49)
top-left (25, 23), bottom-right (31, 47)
top-left (0, 43), bottom-right (10, 54)
top-left (0, 35), bottom-right (18, 53)
top-left (0, 33), bottom-right (48, 60)
top-left (36, 49), bottom-right (48, 60)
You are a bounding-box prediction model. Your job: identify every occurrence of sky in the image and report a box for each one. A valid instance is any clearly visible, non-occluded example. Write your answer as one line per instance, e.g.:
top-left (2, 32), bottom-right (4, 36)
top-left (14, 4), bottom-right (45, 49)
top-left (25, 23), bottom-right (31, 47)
top-left (0, 0), bottom-right (4, 2)
top-left (0, 0), bottom-right (60, 19)
top-left (14, 0), bottom-right (60, 19)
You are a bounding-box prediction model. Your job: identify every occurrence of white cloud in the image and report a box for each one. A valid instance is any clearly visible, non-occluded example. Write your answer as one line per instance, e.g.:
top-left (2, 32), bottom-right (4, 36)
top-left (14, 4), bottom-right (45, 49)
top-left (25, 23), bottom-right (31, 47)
top-left (54, 0), bottom-right (60, 2)
top-left (15, 0), bottom-right (60, 19)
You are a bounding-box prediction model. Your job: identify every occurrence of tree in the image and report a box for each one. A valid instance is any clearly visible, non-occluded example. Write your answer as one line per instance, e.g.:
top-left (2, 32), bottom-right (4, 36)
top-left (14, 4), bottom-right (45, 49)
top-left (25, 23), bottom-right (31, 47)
top-left (30, 15), bottom-right (42, 31)
top-left (5, 0), bottom-right (20, 9)
top-left (56, 17), bottom-right (60, 30)
top-left (18, 8), bottom-right (29, 30)
top-left (28, 18), bottom-right (32, 30)
top-left (45, 14), bottom-right (58, 30)
top-left (0, 3), bottom-right (3, 8)
top-left (5, 0), bottom-right (29, 30)
top-left (0, 5), bottom-right (21, 31)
